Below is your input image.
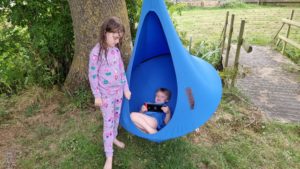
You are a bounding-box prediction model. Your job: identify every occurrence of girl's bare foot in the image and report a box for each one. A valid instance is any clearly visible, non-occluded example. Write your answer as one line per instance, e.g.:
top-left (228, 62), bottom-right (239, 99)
top-left (113, 139), bottom-right (125, 149)
top-left (103, 157), bottom-right (113, 169)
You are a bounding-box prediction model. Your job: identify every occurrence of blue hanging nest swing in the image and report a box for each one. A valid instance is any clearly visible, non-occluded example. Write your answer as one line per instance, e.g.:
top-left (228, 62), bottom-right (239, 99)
top-left (120, 0), bottom-right (222, 142)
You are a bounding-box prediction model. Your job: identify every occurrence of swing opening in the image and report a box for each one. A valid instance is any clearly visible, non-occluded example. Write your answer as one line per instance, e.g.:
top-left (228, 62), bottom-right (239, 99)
top-left (128, 12), bottom-right (178, 132)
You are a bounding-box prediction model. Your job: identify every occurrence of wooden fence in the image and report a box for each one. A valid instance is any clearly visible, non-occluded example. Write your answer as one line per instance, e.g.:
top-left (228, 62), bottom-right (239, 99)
top-left (220, 11), bottom-right (253, 87)
top-left (274, 10), bottom-right (300, 54)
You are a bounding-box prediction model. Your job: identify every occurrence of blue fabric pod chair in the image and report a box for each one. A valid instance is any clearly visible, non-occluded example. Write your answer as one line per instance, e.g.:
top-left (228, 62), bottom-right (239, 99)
top-left (120, 0), bottom-right (222, 142)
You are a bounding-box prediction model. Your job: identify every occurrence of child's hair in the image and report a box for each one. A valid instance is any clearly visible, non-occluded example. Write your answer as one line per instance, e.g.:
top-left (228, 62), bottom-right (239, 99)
top-left (98, 16), bottom-right (125, 63)
top-left (156, 88), bottom-right (172, 100)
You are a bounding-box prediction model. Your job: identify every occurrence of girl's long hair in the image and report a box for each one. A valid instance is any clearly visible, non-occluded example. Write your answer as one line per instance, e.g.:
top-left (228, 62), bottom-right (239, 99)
top-left (98, 16), bottom-right (125, 64)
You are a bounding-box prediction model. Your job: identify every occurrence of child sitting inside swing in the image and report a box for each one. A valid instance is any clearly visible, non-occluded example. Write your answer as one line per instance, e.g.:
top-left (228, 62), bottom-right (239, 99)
top-left (130, 88), bottom-right (172, 134)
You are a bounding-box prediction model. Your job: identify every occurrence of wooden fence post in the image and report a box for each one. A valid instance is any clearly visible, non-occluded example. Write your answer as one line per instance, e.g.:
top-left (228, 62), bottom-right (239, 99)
top-left (224, 14), bottom-right (235, 67)
top-left (221, 11), bottom-right (229, 55)
top-left (273, 23), bottom-right (285, 41)
top-left (231, 20), bottom-right (245, 88)
top-left (282, 10), bottom-right (294, 54)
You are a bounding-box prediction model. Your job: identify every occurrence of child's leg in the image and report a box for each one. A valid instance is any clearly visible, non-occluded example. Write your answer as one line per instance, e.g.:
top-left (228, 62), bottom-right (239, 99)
top-left (112, 90), bottom-right (125, 148)
top-left (113, 90), bottom-right (123, 138)
top-left (100, 96), bottom-right (115, 157)
top-left (130, 113), bottom-right (158, 134)
top-left (103, 156), bottom-right (113, 169)
top-left (129, 113), bottom-right (146, 131)
top-left (130, 114), bottom-right (147, 132)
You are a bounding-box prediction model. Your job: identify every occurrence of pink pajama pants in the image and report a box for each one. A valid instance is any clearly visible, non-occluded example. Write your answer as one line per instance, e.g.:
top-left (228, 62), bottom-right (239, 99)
top-left (100, 90), bottom-right (123, 157)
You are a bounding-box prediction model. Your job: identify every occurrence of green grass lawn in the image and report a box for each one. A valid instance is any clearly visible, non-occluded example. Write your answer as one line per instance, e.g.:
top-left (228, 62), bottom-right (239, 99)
top-left (0, 87), bottom-right (299, 169)
top-left (173, 6), bottom-right (300, 46)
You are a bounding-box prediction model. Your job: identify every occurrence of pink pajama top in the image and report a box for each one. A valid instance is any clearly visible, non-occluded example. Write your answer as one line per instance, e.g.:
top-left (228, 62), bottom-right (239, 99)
top-left (88, 43), bottom-right (129, 99)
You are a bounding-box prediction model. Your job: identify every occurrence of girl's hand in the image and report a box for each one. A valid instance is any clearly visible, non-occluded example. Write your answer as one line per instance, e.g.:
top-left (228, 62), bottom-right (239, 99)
top-left (161, 106), bottom-right (170, 114)
top-left (95, 98), bottom-right (102, 107)
top-left (124, 91), bottom-right (131, 100)
top-left (141, 105), bottom-right (147, 113)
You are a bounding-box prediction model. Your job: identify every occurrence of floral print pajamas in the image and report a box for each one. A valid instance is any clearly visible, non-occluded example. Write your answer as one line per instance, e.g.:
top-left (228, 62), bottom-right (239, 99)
top-left (88, 43), bottom-right (129, 157)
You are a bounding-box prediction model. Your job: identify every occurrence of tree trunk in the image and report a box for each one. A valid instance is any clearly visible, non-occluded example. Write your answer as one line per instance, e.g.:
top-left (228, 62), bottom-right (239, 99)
top-left (64, 0), bottom-right (132, 93)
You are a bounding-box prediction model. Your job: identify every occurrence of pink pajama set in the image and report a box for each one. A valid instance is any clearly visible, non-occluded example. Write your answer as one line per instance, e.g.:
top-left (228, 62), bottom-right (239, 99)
top-left (88, 43), bottom-right (129, 157)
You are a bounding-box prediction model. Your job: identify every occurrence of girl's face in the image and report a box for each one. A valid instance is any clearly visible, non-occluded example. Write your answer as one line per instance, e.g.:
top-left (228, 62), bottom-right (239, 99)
top-left (155, 91), bottom-right (168, 104)
top-left (105, 32), bottom-right (123, 48)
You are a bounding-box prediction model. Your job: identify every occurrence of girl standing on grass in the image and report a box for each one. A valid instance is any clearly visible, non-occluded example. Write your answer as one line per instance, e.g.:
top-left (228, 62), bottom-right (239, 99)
top-left (88, 16), bottom-right (131, 169)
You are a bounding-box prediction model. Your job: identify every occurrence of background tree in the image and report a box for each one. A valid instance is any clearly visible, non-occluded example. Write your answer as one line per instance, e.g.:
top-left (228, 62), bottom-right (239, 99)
top-left (64, 0), bottom-right (132, 93)
top-left (0, 0), bottom-right (74, 94)
top-left (0, 0), bottom-right (179, 95)
top-left (125, 0), bottom-right (142, 42)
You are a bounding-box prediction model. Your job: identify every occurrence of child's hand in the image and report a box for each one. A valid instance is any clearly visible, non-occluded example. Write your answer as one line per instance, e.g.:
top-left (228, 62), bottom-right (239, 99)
top-left (161, 106), bottom-right (170, 114)
top-left (141, 105), bottom-right (147, 113)
top-left (124, 90), bottom-right (131, 100)
top-left (95, 98), bottom-right (102, 107)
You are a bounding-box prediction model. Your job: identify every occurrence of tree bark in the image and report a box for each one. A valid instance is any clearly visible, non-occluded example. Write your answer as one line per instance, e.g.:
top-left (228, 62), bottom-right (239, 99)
top-left (65, 0), bottom-right (132, 93)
